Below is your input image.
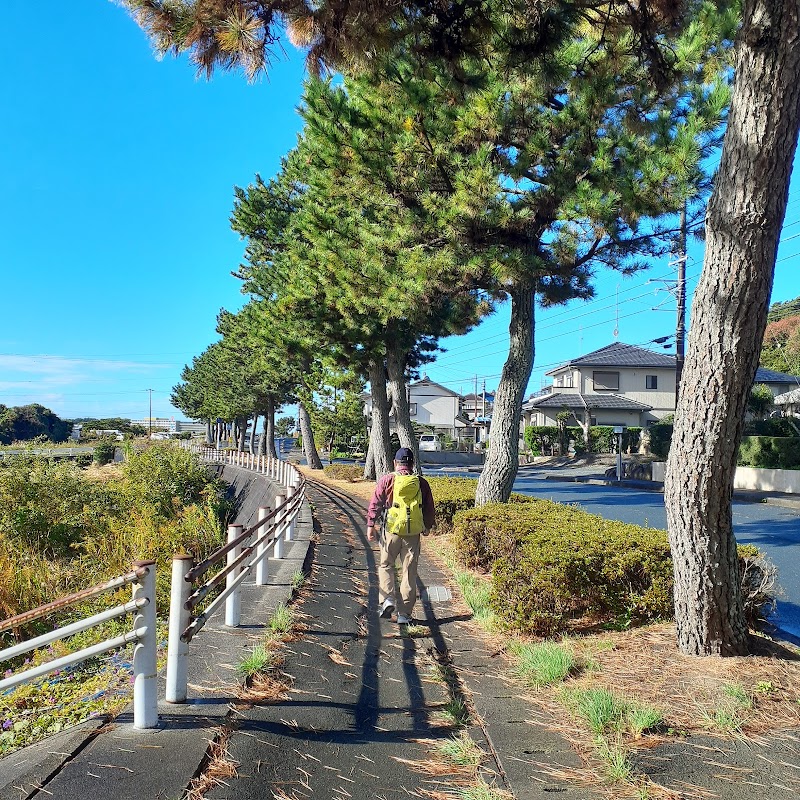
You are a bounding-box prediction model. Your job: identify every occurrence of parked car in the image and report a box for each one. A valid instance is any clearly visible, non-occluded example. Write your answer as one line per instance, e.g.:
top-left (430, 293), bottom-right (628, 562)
top-left (418, 434), bottom-right (442, 452)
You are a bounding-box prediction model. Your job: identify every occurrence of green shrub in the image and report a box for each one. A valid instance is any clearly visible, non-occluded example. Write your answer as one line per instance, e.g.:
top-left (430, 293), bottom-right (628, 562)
top-left (648, 423), bottom-right (673, 458)
top-left (93, 441), bottom-right (116, 466)
top-left (123, 442), bottom-right (221, 515)
top-left (738, 436), bottom-right (800, 469)
top-left (458, 502), bottom-right (674, 634)
top-left (425, 477), bottom-right (534, 532)
top-left (427, 477), bottom-right (476, 531)
top-left (322, 464), bottom-right (363, 481)
top-left (744, 417), bottom-right (800, 437)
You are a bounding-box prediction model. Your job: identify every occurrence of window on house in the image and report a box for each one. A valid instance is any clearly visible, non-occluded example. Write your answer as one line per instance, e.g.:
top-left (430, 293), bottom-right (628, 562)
top-left (409, 403), bottom-right (417, 416)
top-left (592, 371), bottom-right (619, 391)
top-left (646, 375), bottom-right (658, 389)
top-left (564, 375), bottom-right (573, 388)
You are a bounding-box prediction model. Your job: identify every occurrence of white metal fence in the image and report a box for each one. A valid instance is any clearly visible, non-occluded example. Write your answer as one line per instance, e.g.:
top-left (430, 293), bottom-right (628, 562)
top-left (166, 444), bottom-right (305, 703)
top-left (0, 562), bottom-right (158, 729)
top-left (0, 445), bottom-right (305, 729)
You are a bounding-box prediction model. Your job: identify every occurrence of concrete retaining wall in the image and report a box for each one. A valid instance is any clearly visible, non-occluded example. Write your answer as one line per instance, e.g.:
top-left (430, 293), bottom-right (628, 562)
top-left (212, 464), bottom-right (285, 528)
top-left (651, 461), bottom-right (800, 494)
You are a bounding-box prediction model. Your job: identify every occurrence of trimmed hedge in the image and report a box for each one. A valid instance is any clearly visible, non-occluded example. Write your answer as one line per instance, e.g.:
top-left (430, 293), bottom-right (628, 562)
top-left (738, 436), bottom-right (800, 470)
top-left (322, 464), bottom-right (363, 482)
top-left (453, 501), bottom-right (672, 634)
top-left (452, 500), bottom-right (770, 635)
top-left (426, 476), bottom-right (535, 532)
top-left (427, 477), bottom-right (476, 531)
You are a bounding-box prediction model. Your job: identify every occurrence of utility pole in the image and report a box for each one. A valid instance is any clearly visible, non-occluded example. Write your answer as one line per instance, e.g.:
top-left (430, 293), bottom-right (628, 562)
top-left (481, 379), bottom-right (486, 419)
top-left (147, 389), bottom-right (153, 438)
top-left (675, 203), bottom-right (688, 406)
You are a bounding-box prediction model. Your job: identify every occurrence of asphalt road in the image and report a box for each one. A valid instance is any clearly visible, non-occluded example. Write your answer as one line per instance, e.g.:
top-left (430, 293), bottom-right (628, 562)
top-left (424, 466), bottom-right (800, 640)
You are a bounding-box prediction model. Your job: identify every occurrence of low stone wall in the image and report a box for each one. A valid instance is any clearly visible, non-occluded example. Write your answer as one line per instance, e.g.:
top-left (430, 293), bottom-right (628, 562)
top-left (418, 451), bottom-right (485, 466)
top-left (651, 462), bottom-right (800, 494)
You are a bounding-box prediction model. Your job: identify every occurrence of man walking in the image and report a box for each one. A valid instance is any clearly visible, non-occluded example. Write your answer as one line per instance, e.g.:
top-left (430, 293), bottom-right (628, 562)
top-left (367, 448), bottom-right (435, 624)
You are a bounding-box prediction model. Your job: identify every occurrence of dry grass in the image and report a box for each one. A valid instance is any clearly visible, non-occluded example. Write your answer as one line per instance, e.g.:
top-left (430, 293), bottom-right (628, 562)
top-left (238, 668), bottom-right (292, 705)
top-left (546, 625), bottom-right (800, 737)
top-left (83, 463), bottom-right (124, 482)
top-left (297, 464), bottom-right (375, 502)
top-left (185, 729), bottom-right (238, 800)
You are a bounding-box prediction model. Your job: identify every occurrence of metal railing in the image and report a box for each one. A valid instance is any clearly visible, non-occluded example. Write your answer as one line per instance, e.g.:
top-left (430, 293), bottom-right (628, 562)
top-left (166, 444), bottom-right (305, 703)
top-left (0, 562), bottom-right (158, 729)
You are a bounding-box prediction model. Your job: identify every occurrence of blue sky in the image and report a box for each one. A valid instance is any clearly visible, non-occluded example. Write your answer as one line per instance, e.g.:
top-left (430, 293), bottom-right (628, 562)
top-left (1, 3), bottom-right (798, 421)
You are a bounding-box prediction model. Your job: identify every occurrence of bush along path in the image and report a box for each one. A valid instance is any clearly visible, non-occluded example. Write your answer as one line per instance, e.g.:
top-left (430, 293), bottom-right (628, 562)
top-left (193, 479), bottom-right (599, 800)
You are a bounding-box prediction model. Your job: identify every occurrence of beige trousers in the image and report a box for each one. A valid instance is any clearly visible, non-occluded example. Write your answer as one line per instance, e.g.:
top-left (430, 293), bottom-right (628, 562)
top-left (378, 531), bottom-right (421, 617)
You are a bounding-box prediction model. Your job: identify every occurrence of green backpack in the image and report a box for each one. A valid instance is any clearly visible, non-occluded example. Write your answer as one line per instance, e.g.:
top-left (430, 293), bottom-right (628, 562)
top-left (385, 474), bottom-right (425, 536)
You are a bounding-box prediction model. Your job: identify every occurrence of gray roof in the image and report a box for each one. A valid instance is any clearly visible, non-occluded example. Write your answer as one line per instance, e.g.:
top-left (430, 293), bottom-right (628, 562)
top-left (524, 392), bottom-right (652, 412)
top-left (546, 342), bottom-right (675, 374)
top-left (775, 388), bottom-right (800, 404)
top-left (754, 367), bottom-right (799, 384)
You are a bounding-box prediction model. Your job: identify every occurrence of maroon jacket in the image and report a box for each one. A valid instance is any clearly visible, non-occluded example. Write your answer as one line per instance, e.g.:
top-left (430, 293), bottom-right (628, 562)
top-left (367, 468), bottom-right (436, 531)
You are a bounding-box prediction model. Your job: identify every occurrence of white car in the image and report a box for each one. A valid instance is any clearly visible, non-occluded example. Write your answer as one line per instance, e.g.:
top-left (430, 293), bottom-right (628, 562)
top-left (418, 434), bottom-right (442, 452)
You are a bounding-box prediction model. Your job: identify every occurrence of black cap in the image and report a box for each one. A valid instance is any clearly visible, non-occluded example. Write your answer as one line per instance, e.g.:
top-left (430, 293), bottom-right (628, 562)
top-left (394, 447), bottom-right (413, 464)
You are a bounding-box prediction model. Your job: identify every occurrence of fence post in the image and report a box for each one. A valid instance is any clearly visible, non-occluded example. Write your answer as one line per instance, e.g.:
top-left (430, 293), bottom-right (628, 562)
top-left (256, 505), bottom-right (271, 585)
top-left (225, 524), bottom-right (244, 627)
top-left (273, 495), bottom-right (286, 559)
top-left (286, 484), bottom-right (295, 542)
top-left (166, 553), bottom-right (194, 704)
top-left (132, 560), bottom-right (158, 729)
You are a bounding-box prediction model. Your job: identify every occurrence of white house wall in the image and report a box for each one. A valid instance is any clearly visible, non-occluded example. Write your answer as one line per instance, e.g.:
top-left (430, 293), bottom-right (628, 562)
top-left (577, 367), bottom-right (675, 420)
top-left (411, 389), bottom-right (460, 431)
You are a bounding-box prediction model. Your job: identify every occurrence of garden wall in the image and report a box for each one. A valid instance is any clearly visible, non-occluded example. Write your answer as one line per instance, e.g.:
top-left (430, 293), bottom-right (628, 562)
top-left (651, 462), bottom-right (800, 494)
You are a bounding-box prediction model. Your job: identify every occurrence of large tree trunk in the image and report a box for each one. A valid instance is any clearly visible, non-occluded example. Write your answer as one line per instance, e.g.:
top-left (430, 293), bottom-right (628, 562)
top-left (665, 0), bottom-right (800, 657)
top-left (476, 285), bottom-right (535, 505)
top-left (264, 398), bottom-right (277, 458)
top-left (299, 401), bottom-right (323, 469)
top-left (386, 344), bottom-right (421, 475)
top-left (363, 436), bottom-right (376, 480)
top-left (249, 413), bottom-right (259, 454)
top-left (258, 409), bottom-right (267, 457)
top-left (367, 359), bottom-right (392, 478)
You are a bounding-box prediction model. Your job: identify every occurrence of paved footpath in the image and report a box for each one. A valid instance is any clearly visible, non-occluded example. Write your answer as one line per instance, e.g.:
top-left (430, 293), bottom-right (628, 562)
top-left (204, 480), bottom-right (596, 800)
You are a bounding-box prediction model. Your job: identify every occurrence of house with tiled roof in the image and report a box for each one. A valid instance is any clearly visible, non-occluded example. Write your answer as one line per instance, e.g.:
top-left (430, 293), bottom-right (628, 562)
top-left (522, 342), bottom-right (799, 430)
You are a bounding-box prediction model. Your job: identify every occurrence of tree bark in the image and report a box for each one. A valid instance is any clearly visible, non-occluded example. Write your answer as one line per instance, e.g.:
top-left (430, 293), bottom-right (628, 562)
top-left (265, 398), bottom-right (277, 458)
top-left (475, 285), bottom-right (535, 505)
top-left (249, 413), bottom-right (259, 454)
top-left (386, 344), bottom-right (421, 475)
top-left (299, 401), bottom-right (323, 469)
top-left (664, 0), bottom-right (800, 657)
top-left (258, 409), bottom-right (267, 457)
top-left (367, 359), bottom-right (392, 478)
top-left (363, 436), bottom-right (376, 480)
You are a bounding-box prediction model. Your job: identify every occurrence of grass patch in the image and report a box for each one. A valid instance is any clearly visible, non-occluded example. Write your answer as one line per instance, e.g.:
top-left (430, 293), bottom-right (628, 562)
top-left (238, 644), bottom-right (273, 678)
top-left (435, 731), bottom-right (483, 767)
top-left (701, 683), bottom-right (752, 732)
top-left (509, 641), bottom-right (576, 688)
top-left (291, 570), bottom-right (306, 591)
top-left (439, 696), bottom-right (471, 727)
top-left (268, 603), bottom-right (293, 636)
top-left (595, 736), bottom-right (633, 782)
top-left (560, 687), bottom-right (663, 737)
top-left (455, 782), bottom-right (514, 800)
